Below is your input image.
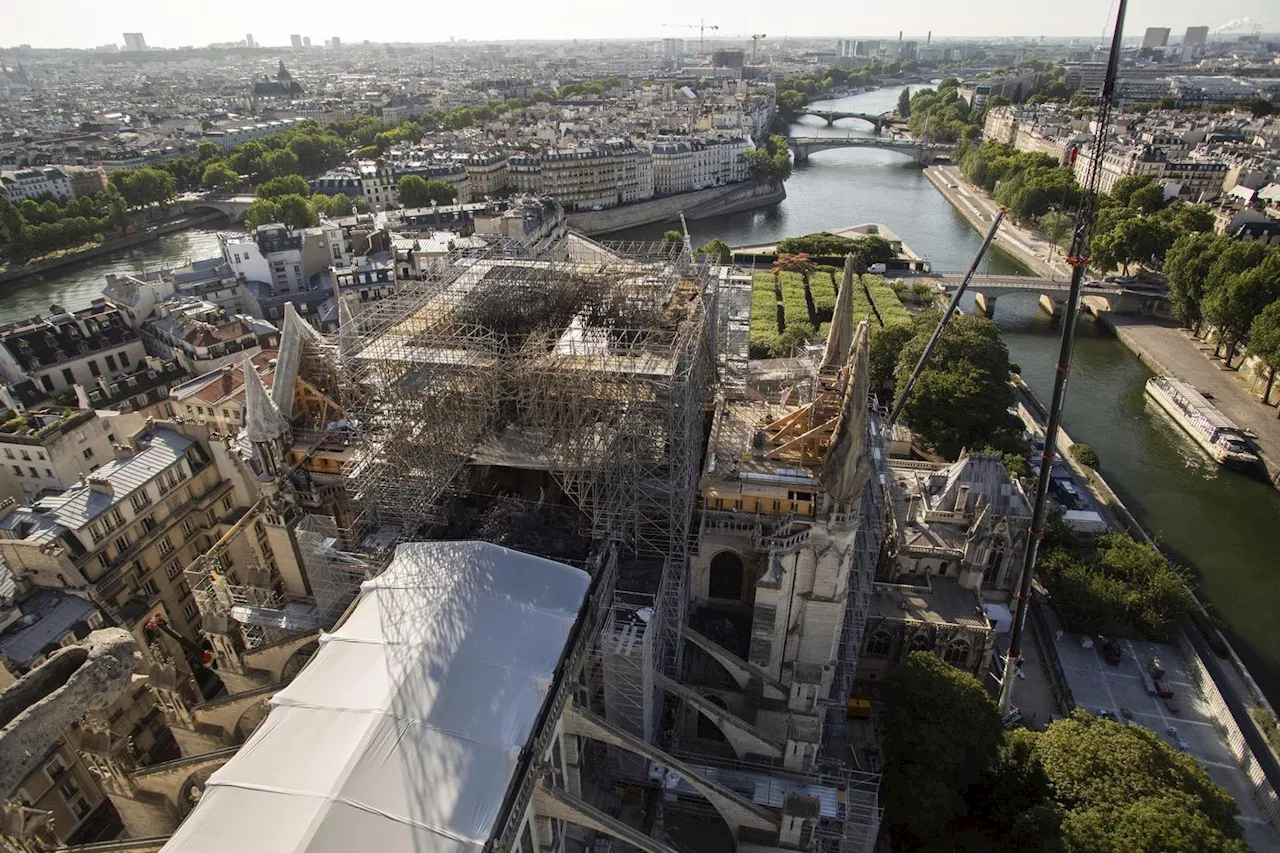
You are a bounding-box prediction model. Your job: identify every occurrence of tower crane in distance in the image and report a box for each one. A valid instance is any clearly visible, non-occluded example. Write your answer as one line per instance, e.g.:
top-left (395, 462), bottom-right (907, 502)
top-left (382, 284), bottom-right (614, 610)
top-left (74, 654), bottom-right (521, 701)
top-left (661, 20), bottom-right (720, 59)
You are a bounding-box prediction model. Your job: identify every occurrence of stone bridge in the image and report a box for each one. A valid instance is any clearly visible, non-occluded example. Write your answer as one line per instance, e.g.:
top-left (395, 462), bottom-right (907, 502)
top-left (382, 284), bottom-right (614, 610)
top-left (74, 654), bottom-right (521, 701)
top-left (906, 271), bottom-right (1167, 318)
top-left (176, 194), bottom-right (256, 223)
top-left (798, 110), bottom-right (907, 133)
top-left (789, 136), bottom-right (955, 165)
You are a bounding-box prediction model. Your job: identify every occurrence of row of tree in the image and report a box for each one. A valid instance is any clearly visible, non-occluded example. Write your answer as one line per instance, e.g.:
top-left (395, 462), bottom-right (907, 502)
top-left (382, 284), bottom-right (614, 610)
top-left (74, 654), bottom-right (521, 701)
top-left (1167, 235), bottom-right (1280, 401)
top-left (0, 189), bottom-right (131, 261)
top-left (886, 651), bottom-right (1247, 852)
top-left (903, 79), bottom-right (983, 144)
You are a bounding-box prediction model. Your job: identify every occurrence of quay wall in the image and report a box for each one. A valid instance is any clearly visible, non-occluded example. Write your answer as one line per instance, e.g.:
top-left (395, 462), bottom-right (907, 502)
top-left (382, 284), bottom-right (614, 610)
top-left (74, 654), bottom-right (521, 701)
top-left (569, 181), bottom-right (785, 236)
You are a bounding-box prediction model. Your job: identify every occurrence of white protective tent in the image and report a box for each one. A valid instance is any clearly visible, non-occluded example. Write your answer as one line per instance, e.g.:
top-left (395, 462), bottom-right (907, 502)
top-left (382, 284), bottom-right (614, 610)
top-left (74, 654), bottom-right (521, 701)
top-left (163, 541), bottom-right (591, 853)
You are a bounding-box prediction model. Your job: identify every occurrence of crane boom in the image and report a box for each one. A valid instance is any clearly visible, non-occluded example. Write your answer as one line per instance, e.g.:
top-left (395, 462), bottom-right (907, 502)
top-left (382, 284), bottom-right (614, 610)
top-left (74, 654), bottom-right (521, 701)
top-left (997, 0), bottom-right (1129, 717)
top-left (887, 208), bottom-right (1007, 428)
top-left (661, 19), bottom-right (719, 57)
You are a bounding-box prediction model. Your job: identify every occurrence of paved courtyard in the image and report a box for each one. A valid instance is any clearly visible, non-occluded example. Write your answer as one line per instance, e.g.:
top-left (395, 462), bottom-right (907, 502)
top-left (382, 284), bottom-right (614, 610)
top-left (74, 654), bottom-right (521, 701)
top-left (1054, 632), bottom-right (1280, 851)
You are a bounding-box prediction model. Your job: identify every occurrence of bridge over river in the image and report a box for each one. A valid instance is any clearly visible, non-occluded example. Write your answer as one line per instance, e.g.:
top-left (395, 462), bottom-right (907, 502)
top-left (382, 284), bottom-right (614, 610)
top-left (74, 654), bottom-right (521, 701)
top-left (901, 271), bottom-right (1166, 318)
top-left (797, 110), bottom-right (907, 133)
top-left (788, 136), bottom-right (955, 165)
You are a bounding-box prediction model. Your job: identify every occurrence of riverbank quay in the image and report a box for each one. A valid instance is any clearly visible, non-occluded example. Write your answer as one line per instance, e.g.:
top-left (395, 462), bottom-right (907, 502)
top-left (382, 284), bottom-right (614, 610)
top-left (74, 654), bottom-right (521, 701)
top-left (1013, 377), bottom-right (1280, 847)
top-left (1104, 315), bottom-right (1280, 488)
top-left (923, 164), bottom-right (1069, 279)
top-left (574, 181), bottom-right (785, 236)
top-left (0, 212), bottom-right (225, 287)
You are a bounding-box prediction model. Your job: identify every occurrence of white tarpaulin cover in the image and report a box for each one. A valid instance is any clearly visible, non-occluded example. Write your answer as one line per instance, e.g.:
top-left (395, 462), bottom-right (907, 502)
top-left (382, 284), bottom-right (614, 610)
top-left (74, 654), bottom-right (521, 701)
top-left (163, 541), bottom-right (591, 853)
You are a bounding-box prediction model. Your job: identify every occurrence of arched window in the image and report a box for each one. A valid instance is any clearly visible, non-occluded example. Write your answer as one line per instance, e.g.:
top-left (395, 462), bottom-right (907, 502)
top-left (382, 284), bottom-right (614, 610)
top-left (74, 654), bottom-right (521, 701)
top-left (943, 640), bottom-right (972, 667)
top-left (866, 630), bottom-right (892, 657)
top-left (708, 551), bottom-right (745, 601)
top-left (983, 539), bottom-right (1008, 587)
top-left (908, 632), bottom-right (933, 653)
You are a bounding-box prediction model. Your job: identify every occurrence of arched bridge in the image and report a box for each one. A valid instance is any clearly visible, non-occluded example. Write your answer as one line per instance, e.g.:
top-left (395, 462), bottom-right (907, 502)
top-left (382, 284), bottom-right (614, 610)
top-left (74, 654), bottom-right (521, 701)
top-left (789, 136), bottom-right (955, 165)
top-left (908, 271), bottom-right (1157, 317)
top-left (799, 110), bottom-right (906, 133)
top-left (179, 194), bottom-right (256, 223)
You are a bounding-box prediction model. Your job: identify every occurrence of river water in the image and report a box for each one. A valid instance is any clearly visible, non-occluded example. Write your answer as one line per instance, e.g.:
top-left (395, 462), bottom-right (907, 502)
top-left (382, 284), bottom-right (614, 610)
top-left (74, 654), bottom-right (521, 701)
top-left (9, 87), bottom-right (1280, 703)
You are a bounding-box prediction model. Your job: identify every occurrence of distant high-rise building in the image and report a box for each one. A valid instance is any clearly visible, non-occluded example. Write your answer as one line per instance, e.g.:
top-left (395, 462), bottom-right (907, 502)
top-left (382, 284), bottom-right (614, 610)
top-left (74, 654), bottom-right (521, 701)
top-left (331, 36), bottom-right (341, 48)
top-left (122, 32), bottom-right (147, 51)
top-left (245, 33), bottom-right (255, 48)
top-left (303, 36), bottom-right (311, 47)
top-left (1183, 25), bottom-right (1209, 48)
top-left (1141, 27), bottom-right (1171, 49)
top-left (662, 37), bottom-right (684, 58)
top-left (290, 33), bottom-right (303, 49)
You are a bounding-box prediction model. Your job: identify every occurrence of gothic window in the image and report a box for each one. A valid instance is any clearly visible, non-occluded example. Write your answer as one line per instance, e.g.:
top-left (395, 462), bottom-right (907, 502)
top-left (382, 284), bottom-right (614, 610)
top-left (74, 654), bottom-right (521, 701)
top-left (908, 632), bottom-right (933, 653)
top-left (943, 640), bottom-right (972, 667)
top-left (983, 538), bottom-right (1008, 587)
top-left (866, 630), bottom-right (892, 657)
top-left (708, 551), bottom-right (745, 601)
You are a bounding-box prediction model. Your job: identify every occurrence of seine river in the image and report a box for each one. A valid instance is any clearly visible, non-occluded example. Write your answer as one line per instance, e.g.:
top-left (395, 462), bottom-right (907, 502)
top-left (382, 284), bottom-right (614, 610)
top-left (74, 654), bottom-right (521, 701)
top-left (7, 86), bottom-right (1280, 703)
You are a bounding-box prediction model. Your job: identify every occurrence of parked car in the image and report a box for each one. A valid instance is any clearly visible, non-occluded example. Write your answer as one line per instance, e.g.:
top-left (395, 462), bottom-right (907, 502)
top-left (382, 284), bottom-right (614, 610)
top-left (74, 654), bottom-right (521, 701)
top-left (1148, 657), bottom-right (1165, 678)
top-left (1154, 678), bottom-right (1174, 699)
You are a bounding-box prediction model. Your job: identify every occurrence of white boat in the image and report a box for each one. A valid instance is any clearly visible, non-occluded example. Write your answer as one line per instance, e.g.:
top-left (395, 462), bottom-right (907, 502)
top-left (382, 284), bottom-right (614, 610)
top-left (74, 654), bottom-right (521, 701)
top-left (1145, 375), bottom-right (1259, 469)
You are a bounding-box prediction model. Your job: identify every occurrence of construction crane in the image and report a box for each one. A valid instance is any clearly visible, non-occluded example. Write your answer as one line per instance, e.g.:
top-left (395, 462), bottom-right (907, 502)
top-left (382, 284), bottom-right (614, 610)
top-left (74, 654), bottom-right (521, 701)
top-left (751, 34), bottom-right (767, 64)
top-left (662, 20), bottom-right (720, 58)
top-left (997, 0), bottom-right (1129, 717)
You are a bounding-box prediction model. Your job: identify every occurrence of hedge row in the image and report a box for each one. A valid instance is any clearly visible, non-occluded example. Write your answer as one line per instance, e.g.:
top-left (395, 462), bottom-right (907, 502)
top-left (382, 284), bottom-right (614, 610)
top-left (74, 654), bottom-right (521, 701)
top-left (749, 270), bottom-right (911, 358)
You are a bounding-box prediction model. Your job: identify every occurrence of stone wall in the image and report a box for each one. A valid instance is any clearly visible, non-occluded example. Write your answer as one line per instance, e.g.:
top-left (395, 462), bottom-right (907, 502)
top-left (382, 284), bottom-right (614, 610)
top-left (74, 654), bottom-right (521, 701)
top-left (567, 182), bottom-right (786, 236)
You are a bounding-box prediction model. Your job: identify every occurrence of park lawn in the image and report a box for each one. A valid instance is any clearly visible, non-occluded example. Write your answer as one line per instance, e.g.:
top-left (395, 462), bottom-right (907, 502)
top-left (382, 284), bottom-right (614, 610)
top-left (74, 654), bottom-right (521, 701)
top-left (750, 271), bottom-right (910, 357)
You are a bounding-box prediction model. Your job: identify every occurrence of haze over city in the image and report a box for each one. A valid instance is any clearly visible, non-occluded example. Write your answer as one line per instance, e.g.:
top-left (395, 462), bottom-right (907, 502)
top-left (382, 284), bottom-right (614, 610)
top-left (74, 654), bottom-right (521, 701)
top-left (2, 0), bottom-right (1275, 48)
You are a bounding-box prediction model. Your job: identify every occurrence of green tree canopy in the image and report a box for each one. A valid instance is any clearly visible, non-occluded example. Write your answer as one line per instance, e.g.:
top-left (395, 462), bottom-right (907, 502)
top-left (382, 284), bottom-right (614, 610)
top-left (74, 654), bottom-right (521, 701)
top-left (661, 230), bottom-right (684, 247)
top-left (109, 167), bottom-right (177, 209)
top-left (1249, 300), bottom-right (1280, 405)
top-left (1204, 244), bottom-right (1280, 363)
top-left (1165, 232), bottom-right (1233, 331)
top-left (743, 135), bottom-right (792, 186)
top-left (896, 87), bottom-right (912, 118)
top-left (1038, 713), bottom-right (1245, 853)
top-left (697, 238), bottom-right (732, 264)
top-left (892, 312), bottom-right (1025, 458)
top-left (256, 174), bottom-right (310, 200)
top-left (275, 194), bottom-right (320, 229)
top-left (884, 651), bottom-right (1004, 844)
top-left (200, 162), bottom-right (239, 191)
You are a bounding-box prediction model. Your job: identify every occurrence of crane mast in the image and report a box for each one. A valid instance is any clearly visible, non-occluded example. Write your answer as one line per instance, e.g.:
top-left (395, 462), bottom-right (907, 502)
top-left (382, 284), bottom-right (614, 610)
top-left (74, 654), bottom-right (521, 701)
top-left (997, 0), bottom-right (1129, 716)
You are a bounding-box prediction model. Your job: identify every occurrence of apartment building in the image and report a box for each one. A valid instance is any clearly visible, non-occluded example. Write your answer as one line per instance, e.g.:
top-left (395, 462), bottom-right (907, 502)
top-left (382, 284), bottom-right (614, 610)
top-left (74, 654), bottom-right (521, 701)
top-left (139, 296), bottom-right (264, 375)
top-left (0, 408), bottom-right (118, 501)
top-left (464, 151), bottom-right (510, 198)
top-left (0, 304), bottom-right (145, 396)
top-left (539, 140), bottom-right (654, 211)
top-left (167, 352), bottom-right (275, 438)
top-left (199, 118), bottom-right (303, 152)
top-left (1072, 143), bottom-right (1227, 200)
top-left (507, 154), bottom-right (543, 194)
top-left (650, 135), bottom-right (750, 195)
top-left (0, 731), bottom-right (112, 847)
top-left (103, 258), bottom-right (250, 326)
top-left (0, 425), bottom-right (237, 642)
top-left (221, 222), bottom-right (347, 297)
top-left (0, 166), bottom-right (74, 202)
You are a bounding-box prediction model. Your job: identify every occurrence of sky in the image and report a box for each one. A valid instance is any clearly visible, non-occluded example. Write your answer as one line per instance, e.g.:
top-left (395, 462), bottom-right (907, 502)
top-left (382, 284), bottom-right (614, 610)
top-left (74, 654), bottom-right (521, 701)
top-left (1, 0), bottom-right (1274, 49)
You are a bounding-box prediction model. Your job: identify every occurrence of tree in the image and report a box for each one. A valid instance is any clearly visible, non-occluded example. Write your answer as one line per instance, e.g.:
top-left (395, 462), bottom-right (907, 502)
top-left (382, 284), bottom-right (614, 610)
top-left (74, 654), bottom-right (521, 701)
top-left (256, 174), bottom-right (311, 199)
top-left (243, 199), bottom-right (282, 230)
top-left (276, 194), bottom-right (319, 229)
top-left (1248, 301), bottom-right (1280, 406)
top-left (110, 167), bottom-right (176, 210)
top-left (1110, 175), bottom-right (1160, 209)
top-left (1157, 202), bottom-right (1215, 235)
top-left (1234, 96), bottom-right (1276, 118)
top-left (1039, 210), bottom-right (1074, 248)
top-left (201, 162), bottom-right (239, 191)
top-left (896, 87), bottom-right (911, 118)
top-left (743, 135), bottom-right (792, 186)
top-left (1037, 713), bottom-right (1245, 853)
top-left (883, 652), bottom-right (1003, 844)
top-left (397, 176), bottom-right (457, 207)
top-left (1128, 181), bottom-right (1165, 215)
top-left (869, 321), bottom-right (915, 391)
top-left (893, 313), bottom-right (1025, 458)
top-left (661, 230), bottom-right (684, 248)
top-left (197, 142), bottom-right (222, 161)
top-left (697, 238), bottom-right (732, 264)
top-left (1204, 245), bottom-right (1280, 364)
top-left (1164, 232), bottom-right (1232, 334)
top-left (968, 728), bottom-right (1063, 852)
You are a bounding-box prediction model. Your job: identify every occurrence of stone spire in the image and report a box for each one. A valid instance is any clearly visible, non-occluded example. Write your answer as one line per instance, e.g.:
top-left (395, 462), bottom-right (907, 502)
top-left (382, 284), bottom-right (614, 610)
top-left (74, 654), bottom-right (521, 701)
top-left (822, 254), bottom-right (857, 371)
top-left (272, 302), bottom-right (323, 417)
top-left (243, 356), bottom-right (289, 443)
top-left (822, 319), bottom-right (872, 509)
